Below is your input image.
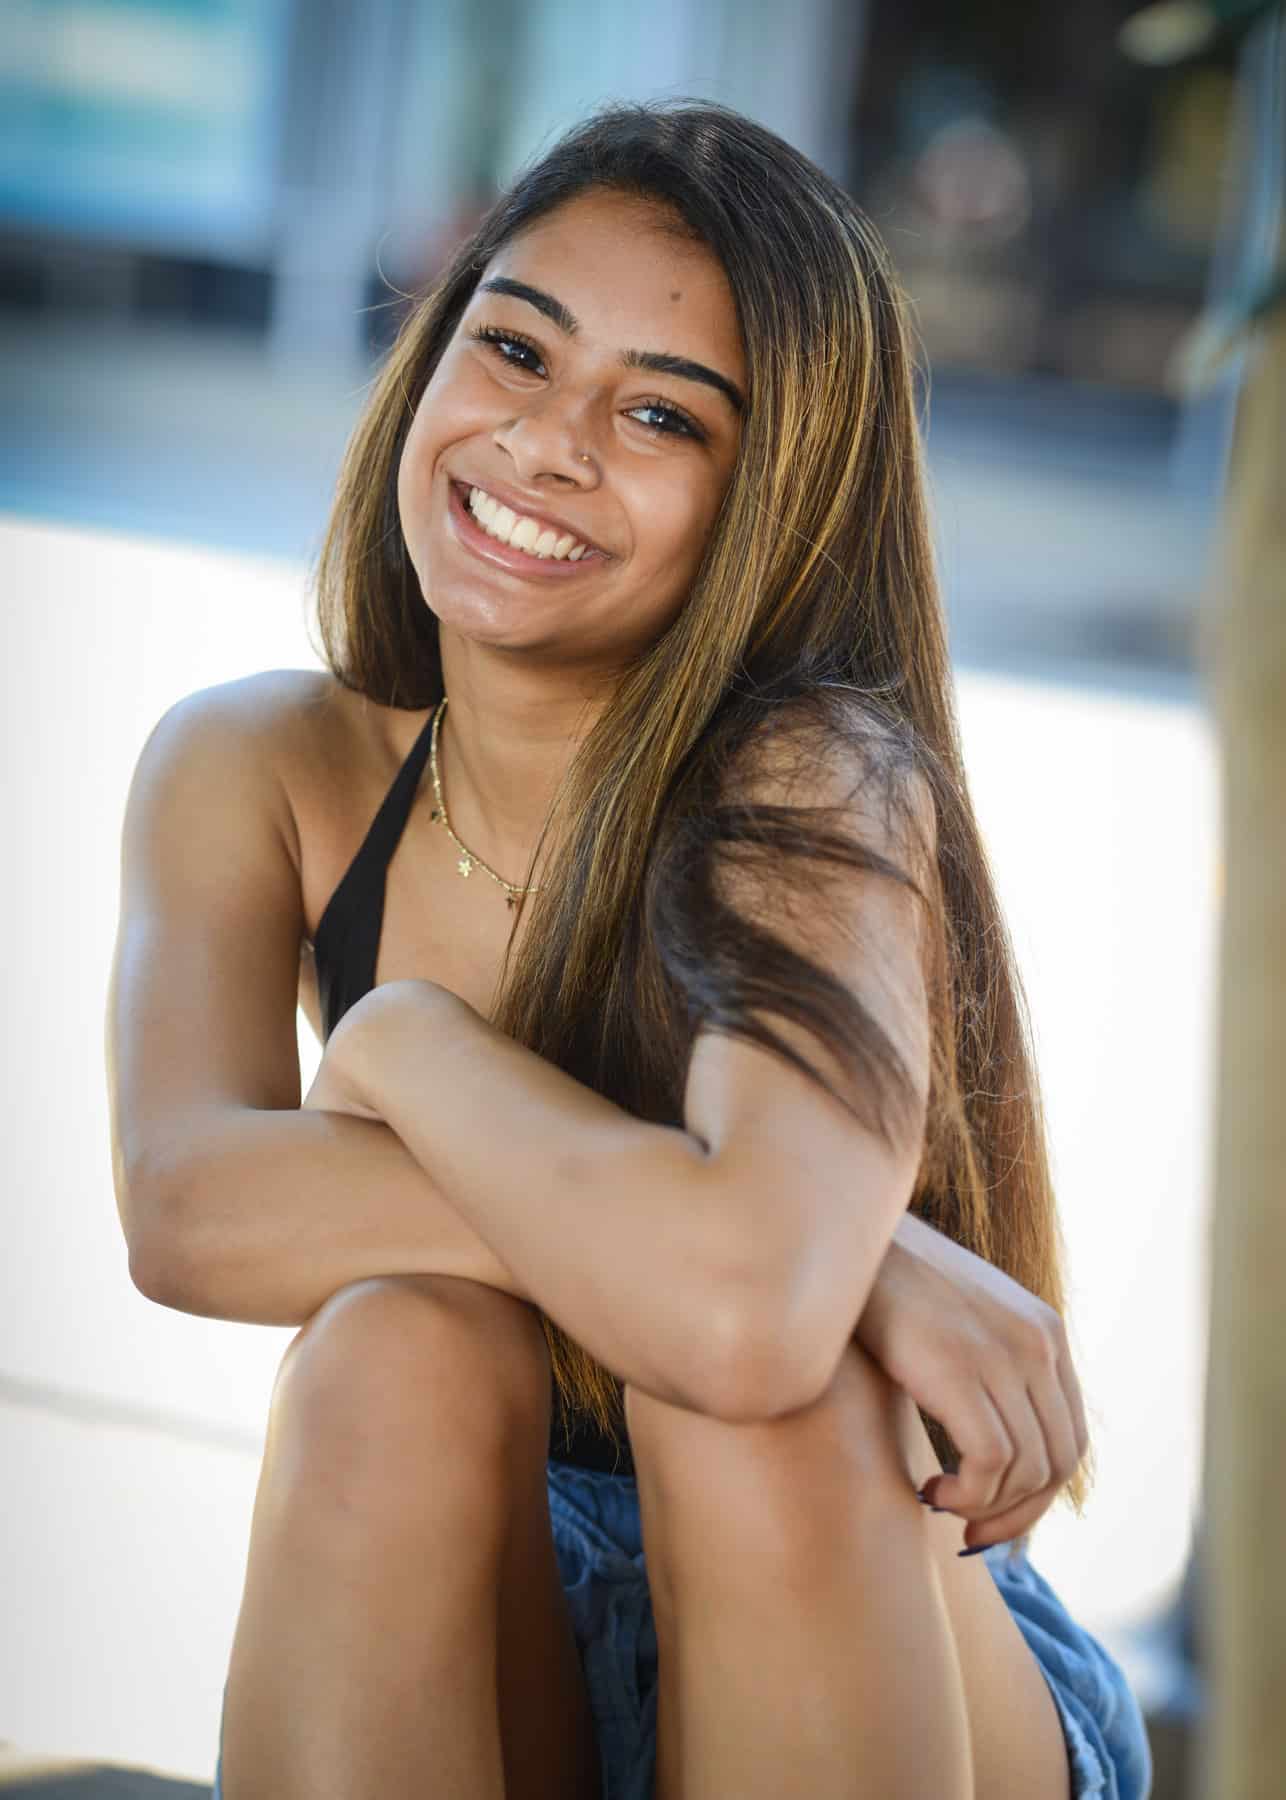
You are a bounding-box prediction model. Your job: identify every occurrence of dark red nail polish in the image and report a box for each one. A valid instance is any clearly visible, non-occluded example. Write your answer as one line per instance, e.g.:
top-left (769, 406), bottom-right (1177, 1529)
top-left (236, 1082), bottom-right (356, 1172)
top-left (958, 1545), bottom-right (986, 1558)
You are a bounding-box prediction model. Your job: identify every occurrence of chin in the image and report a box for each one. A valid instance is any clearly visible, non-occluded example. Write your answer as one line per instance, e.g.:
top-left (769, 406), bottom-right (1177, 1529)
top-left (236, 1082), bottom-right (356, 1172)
top-left (423, 579), bottom-right (568, 652)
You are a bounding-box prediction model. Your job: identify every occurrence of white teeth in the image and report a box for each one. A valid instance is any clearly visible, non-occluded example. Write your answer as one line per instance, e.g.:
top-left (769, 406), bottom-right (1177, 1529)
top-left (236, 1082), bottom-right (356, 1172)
top-left (464, 484), bottom-right (590, 563)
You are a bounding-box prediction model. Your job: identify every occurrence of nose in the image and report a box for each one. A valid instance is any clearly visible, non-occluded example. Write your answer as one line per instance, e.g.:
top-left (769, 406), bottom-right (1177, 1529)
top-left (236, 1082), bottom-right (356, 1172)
top-left (492, 396), bottom-right (599, 489)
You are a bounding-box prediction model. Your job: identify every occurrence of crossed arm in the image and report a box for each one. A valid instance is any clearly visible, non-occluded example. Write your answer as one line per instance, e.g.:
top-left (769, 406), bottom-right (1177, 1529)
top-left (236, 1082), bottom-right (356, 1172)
top-left (306, 974), bottom-right (1090, 1550)
top-left (306, 975), bottom-right (923, 1424)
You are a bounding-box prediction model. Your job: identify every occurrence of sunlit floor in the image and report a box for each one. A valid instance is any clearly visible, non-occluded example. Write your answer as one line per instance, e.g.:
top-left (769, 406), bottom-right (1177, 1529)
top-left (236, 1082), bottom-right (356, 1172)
top-left (1, 513), bottom-right (1214, 1780)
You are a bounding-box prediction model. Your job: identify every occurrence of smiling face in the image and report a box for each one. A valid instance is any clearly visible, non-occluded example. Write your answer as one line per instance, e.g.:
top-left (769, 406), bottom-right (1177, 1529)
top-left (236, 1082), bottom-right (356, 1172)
top-left (396, 188), bottom-right (746, 680)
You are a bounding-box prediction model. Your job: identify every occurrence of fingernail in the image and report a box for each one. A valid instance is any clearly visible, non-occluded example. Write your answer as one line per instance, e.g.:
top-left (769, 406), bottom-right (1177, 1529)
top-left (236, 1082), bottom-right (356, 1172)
top-left (957, 1545), bottom-right (986, 1558)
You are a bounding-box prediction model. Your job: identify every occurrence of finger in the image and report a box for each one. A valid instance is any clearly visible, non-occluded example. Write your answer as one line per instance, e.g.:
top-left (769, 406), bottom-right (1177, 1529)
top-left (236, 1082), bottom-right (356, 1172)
top-left (958, 1483), bottom-right (1059, 1553)
top-left (920, 1379), bottom-right (1014, 1516)
top-left (1027, 1359), bottom-right (1083, 1495)
top-left (954, 1360), bottom-right (1084, 1550)
top-left (927, 1366), bottom-right (1058, 1525)
top-left (964, 1375), bottom-right (1049, 1521)
top-left (957, 1362), bottom-right (1075, 1532)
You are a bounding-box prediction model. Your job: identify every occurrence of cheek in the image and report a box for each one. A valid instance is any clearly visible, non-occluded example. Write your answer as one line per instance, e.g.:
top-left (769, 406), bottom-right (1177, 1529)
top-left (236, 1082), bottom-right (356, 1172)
top-left (630, 463), bottom-right (703, 542)
top-left (398, 362), bottom-right (493, 505)
top-left (397, 398), bottom-right (449, 524)
top-left (394, 439), bottom-right (422, 550)
top-left (623, 490), bottom-right (720, 639)
top-left (651, 480), bottom-right (724, 581)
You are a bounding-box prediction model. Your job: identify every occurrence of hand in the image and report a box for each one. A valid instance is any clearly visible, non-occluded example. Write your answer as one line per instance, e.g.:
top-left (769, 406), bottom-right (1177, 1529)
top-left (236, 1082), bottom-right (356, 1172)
top-left (857, 1211), bottom-right (1090, 1551)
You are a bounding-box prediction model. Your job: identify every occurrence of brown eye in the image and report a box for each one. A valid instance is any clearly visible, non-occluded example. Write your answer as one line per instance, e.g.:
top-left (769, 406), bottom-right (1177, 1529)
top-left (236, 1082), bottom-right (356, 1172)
top-left (627, 399), bottom-right (705, 441)
top-left (470, 324), bottom-right (546, 376)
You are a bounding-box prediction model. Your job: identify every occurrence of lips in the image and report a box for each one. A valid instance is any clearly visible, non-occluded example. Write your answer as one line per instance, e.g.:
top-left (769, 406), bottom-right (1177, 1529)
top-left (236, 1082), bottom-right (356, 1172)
top-left (449, 477), bottom-right (609, 560)
top-left (444, 477), bottom-right (610, 580)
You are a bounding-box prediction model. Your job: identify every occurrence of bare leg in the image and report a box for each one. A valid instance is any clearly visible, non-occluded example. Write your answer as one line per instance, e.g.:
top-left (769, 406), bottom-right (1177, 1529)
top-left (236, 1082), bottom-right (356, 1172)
top-left (626, 1339), bottom-right (974, 1800)
top-left (218, 1274), bottom-right (599, 1800)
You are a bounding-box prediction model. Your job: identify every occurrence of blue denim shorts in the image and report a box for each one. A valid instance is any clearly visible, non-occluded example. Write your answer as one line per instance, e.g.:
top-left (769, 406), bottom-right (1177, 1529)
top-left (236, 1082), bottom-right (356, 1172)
top-left (213, 1460), bottom-right (1153, 1798)
top-left (547, 1460), bottom-right (1154, 1800)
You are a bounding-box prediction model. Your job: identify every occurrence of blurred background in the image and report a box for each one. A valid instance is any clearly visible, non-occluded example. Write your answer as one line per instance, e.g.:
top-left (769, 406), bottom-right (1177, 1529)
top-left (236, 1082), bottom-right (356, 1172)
top-left (3, 0), bottom-right (1265, 1789)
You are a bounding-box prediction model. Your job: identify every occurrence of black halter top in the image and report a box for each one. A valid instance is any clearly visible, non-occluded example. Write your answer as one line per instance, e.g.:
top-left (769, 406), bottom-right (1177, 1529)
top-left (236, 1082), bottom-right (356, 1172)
top-left (310, 704), bottom-right (634, 1477)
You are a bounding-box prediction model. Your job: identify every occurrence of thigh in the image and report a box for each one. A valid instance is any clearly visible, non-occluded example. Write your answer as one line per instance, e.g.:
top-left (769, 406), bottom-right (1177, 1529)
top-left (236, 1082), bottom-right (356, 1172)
top-left (629, 1342), bottom-right (1075, 1800)
top-left (897, 1393), bottom-right (1074, 1800)
top-left (496, 1453), bottom-right (605, 1800)
top-left (277, 1276), bottom-right (603, 1800)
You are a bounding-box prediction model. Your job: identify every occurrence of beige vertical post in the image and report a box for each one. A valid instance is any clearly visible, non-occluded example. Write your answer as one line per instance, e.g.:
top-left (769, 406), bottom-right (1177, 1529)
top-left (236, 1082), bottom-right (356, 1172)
top-left (1200, 294), bottom-right (1286, 1798)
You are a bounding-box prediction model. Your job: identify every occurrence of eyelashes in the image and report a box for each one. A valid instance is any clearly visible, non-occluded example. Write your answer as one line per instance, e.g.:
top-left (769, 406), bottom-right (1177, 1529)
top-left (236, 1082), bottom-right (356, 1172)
top-left (467, 323), bottom-right (707, 442)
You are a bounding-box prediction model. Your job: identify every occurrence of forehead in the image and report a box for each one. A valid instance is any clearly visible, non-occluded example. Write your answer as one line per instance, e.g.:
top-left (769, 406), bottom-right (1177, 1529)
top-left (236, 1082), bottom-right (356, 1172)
top-left (481, 189), bottom-right (744, 378)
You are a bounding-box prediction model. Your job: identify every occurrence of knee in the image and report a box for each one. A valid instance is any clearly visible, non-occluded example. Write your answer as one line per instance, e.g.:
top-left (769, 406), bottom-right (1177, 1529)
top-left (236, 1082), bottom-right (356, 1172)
top-left (626, 1338), bottom-right (917, 1554)
top-left (268, 1275), bottom-right (551, 1531)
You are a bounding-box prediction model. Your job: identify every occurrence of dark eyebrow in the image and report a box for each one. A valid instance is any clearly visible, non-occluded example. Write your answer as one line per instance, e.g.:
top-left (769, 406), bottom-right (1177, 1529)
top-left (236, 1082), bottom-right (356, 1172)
top-left (476, 275), bottom-right (745, 416)
top-left (479, 276), bottom-right (578, 335)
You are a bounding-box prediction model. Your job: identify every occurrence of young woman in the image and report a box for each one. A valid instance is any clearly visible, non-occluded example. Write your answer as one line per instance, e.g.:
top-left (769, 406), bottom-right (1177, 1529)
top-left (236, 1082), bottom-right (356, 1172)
top-left (107, 102), bottom-right (1153, 1799)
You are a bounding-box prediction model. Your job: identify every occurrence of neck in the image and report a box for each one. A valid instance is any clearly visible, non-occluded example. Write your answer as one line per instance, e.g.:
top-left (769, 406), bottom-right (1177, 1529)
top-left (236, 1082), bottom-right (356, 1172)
top-left (431, 632), bottom-right (614, 877)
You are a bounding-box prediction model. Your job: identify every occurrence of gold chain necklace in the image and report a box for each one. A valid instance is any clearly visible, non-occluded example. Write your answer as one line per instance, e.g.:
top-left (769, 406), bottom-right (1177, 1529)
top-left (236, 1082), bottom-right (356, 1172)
top-left (428, 697), bottom-right (542, 909)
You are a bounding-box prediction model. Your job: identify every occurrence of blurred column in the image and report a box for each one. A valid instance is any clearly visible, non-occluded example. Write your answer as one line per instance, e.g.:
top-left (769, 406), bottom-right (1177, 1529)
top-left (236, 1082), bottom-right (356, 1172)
top-left (495, 0), bottom-right (868, 187)
top-left (1173, 9), bottom-right (1285, 501)
top-left (268, 0), bottom-right (410, 364)
top-left (1200, 291), bottom-right (1285, 1800)
top-left (1197, 16), bottom-right (1285, 1797)
top-left (695, 0), bottom-right (868, 184)
top-left (381, 0), bottom-right (527, 261)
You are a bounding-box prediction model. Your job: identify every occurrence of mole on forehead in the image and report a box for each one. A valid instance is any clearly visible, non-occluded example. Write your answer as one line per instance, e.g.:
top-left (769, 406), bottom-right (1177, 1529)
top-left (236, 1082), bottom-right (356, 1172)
top-left (670, 290), bottom-right (682, 301)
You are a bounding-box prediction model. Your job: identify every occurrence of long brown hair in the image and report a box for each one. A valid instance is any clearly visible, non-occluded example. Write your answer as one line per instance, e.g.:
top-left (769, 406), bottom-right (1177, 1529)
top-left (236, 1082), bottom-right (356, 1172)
top-left (313, 100), bottom-right (1092, 1518)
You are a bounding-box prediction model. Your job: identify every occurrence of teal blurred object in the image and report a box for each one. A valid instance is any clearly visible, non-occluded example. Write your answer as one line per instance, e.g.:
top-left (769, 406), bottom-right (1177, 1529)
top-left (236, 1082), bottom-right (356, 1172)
top-left (0, 0), bottom-right (292, 257)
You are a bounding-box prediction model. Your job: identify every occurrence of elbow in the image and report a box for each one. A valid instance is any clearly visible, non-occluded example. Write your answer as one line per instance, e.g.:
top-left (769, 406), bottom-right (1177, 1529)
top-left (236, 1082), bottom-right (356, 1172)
top-left (118, 1163), bottom-right (197, 1311)
top-left (697, 1291), bottom-right (830, 1425)
top-left (697, 1235), bottom-right (884, 1424)
top-left (129, 1235), bottom-right (192, 1309)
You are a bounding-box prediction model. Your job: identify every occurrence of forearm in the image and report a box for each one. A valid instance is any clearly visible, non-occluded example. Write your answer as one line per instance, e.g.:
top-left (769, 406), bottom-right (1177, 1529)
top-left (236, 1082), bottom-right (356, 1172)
top-left (888, 1209), bottom-right (956, 1268)
top-left (852, 1207), bottom-right (1013, 1371)
top-left (344, 982), bottom-right (745, 1416)
top-left (128, 1105), bottom-right (530, 1325)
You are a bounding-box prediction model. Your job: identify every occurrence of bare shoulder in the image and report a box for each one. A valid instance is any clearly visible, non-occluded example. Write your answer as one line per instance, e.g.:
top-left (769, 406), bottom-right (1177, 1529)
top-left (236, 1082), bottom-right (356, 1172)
top-left (139, 666), bottom-right (361, 845)
top-left (148, 665), bottom-right (350, 761)
top-left (720, 687), bottom-right (938, 876)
